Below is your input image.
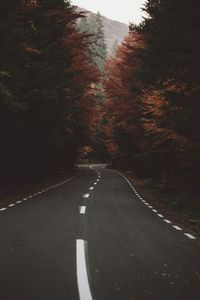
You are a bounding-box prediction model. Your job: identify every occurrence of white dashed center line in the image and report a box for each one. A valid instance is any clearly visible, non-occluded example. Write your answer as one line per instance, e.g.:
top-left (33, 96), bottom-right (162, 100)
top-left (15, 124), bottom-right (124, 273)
top-left (89, 187), bottom-right (94, 190)
top-left (83, 194), bottom-right (90, 199)
top-left (76, 240), bottom-right (93, 300)
top-left (79, 206), bottom-right (86, 214)
top-left (8, 204), bottom-right (15, 207)
top-left (0, 208), bottom-right (7, 211)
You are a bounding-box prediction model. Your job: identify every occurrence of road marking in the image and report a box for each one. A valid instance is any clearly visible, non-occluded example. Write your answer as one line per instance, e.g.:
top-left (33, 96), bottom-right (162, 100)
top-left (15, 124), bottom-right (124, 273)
top-left (80, 206), bottom-right (86, 214)
top-left (89, 187), bottom-right (94, 190)
top-left (164, 219), bottom-right (172, 224)
top-left (158, 214), bottom-right (164, 218)
top-left (94, 183), bottom-right (97, 185)
top-left (76, 240), bottom-right (93, 300)
top-left (83, 194), bottom-right (90, 199)
top-left (152, 209), bottom-right (158, 212)
top-left (173, 225), bottom-right (182, 231)
top-left (184, 233), bottom-right (196, 240)
top-left (0, 172), bottom-right (82, 215)
top-left (0, 208), bottom-right (7, 211)
top-left (97, 179), bottom-right (100, 182)
top-left (149, 206), bottom-right (153, 208)
top-left (116, 171), bottom-right (198, 242)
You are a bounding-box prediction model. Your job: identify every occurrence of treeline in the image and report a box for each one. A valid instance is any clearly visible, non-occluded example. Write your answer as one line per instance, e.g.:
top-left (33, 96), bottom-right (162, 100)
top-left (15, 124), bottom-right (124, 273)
top-left (79, 11), bottom-right (107, 73)
top-left (104, 0), bottom-right (200, 190)
top-left (0, 0), bottom-right (99, 188)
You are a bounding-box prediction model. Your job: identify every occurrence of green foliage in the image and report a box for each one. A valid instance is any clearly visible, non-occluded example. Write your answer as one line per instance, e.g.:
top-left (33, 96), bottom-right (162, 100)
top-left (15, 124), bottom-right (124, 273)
top-left (78, 11), bottom-right (107, 73)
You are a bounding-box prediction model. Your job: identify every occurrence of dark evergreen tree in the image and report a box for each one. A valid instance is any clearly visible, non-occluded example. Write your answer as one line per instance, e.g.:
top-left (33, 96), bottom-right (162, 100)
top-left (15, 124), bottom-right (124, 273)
top-left (132, 0), bottom-right (200, 183)
top-left (78, 11), bottom-right (107, 73)
top-left (90, 12), bottom-right (107, 72)
top-left (0, 0), bottom-right (99, 188)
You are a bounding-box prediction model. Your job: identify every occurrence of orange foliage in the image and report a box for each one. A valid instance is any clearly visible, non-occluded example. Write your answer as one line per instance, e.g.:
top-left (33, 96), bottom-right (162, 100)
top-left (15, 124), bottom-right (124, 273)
top-left (104, 32), bottom-right (143, 157)
top-left (142, 89), bottom-right (189, 151)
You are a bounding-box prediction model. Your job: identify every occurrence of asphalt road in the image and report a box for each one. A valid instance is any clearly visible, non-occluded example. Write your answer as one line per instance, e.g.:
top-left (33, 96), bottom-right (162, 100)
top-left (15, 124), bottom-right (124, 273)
top-left (0, 164), bottom-right (200, 300)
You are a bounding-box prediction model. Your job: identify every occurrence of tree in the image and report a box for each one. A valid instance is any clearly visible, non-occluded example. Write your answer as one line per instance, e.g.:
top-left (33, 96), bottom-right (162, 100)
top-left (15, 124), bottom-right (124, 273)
top-left (78, 11), bottom-right (107, 73)
top-left (111, 39), bottom-right (119, 56)
top-left (132, 0), bottom-right (200, 183)
top-left (0, 0), bottom-right (100, 188)
top-left (104, 32), bottom-right (143, 168)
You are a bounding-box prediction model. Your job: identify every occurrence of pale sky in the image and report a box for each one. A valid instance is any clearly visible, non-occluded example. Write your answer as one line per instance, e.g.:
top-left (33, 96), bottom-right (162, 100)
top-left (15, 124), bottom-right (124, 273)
top-left (71, 0), bottom-right (146, 24)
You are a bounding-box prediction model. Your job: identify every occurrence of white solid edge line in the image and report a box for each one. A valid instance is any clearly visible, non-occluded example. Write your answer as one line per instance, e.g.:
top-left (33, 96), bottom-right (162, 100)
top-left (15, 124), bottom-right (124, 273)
top-left (184, 233), bottom-right (196, 240)
top-left (76, 240), bottom-right (93, 300)
top-left (116, 171), bottom-right (141, 196)
top-left (80, 206), bottom-right (86, 214)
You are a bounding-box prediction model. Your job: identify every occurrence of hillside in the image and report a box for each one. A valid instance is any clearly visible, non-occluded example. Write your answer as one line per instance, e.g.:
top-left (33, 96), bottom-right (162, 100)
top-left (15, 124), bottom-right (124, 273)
top-left (77, 7), bottom-right (129, 54)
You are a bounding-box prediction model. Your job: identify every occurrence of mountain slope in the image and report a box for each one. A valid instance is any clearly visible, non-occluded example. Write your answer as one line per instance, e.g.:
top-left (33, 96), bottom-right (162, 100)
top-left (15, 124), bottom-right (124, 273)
top-left (77, 7), bottom-right (129, 54)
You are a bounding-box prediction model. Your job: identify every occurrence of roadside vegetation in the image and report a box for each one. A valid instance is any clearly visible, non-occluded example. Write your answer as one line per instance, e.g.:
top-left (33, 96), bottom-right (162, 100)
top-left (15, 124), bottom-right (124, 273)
top-left (103, 0), bottom-right (200, 234)
top-left (1, 1), bottom-right (199, 233)
top-left (0, 0), bottom-right (104, 191)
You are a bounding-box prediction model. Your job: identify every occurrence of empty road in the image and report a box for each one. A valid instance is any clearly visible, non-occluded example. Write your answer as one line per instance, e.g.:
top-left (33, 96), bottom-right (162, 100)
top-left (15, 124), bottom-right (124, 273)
top-left (0, 165), bottom-right (200, 300)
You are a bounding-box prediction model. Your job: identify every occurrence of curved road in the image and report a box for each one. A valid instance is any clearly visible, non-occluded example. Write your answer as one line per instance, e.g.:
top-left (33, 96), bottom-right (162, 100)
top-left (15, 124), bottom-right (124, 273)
top-left (0, 165), bottom-right (200, 300)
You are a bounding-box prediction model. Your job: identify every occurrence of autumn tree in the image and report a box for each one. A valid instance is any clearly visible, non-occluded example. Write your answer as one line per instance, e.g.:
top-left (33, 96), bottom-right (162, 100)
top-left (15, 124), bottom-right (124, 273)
top-left (104, 32), bottom-right (143, 168)
top-left (132, 0), bottom-right (200, 183)
top-left (104, 0), bottom-right (200, 189)
top-left (0, 0), bottom-right (99, 188)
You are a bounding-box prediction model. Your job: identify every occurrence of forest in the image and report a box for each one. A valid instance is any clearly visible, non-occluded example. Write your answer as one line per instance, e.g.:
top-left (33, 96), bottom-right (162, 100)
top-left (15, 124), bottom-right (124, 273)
top-left (0, 0), bottom-right (200, 196)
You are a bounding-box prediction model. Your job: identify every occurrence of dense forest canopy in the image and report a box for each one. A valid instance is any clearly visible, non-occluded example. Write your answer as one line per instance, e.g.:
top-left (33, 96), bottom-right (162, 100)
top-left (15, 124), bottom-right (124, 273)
top-left (0, 0), bottom-right (199, 194)
top-left (0, 0), bottom-right (100, 187)
top-left (103, 0), bottom-right (200, 191)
